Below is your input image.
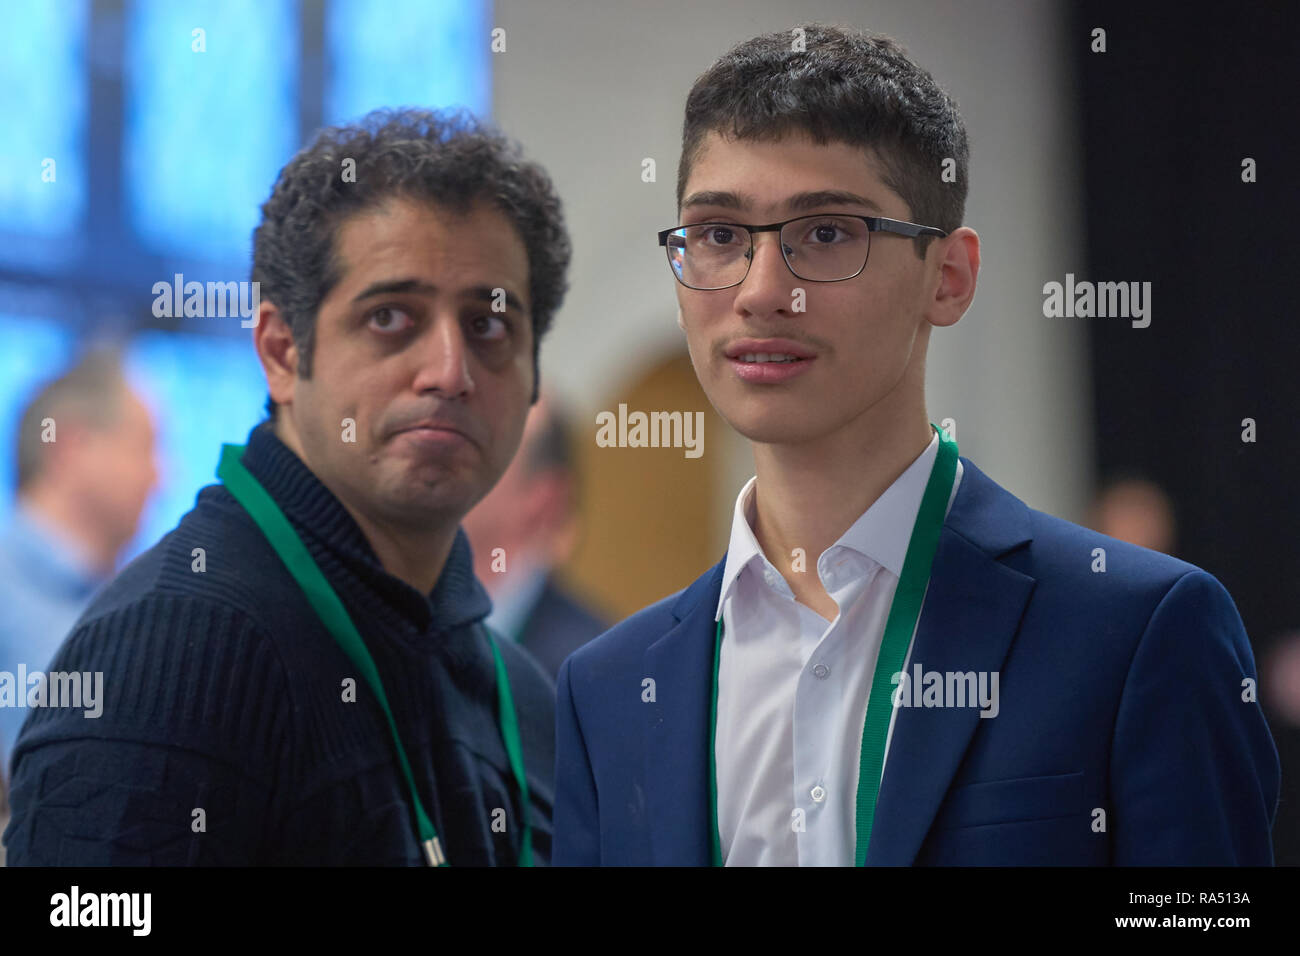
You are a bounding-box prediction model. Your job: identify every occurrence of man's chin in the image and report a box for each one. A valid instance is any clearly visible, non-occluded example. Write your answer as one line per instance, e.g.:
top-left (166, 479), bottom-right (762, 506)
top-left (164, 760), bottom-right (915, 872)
top-left (374, 466), bottom-right (478, 519)
top-left (718, 399), bottom-right (828, 447)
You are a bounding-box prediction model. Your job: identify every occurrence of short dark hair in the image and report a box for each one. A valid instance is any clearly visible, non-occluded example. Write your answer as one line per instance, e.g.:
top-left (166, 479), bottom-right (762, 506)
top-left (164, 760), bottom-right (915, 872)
top-left (676, 23), bottom-right (969, 258)
top-left (252, 107), bottom-right (571, 419)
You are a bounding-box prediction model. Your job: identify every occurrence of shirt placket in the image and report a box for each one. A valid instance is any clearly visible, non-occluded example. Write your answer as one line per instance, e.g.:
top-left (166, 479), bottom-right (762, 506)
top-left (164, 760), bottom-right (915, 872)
top-left (792, 550), bottom-right (872, 866)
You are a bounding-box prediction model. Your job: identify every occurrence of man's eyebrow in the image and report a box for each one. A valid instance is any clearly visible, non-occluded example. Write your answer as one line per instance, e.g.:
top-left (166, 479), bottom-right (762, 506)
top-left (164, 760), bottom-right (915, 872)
top-left (681, 190), bottom-right (752, 212)
top-left (680, 189), bottom-right (883, 216)
top-left (351, 278), bottom-right (437, 303)
top-left (350, 279), bottom-right (528, 313)
top-left (786, 190), bottom-right (882, 214)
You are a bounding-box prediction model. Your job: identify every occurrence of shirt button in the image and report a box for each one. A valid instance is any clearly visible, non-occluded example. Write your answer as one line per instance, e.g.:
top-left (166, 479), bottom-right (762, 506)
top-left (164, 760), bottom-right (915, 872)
top-left (811, 786), bottom-right (826, 803)
top-left (812, 663), bottom-right (830, 679)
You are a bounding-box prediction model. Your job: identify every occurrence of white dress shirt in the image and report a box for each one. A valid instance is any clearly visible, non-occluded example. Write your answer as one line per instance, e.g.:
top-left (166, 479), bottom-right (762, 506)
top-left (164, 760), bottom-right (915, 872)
top-left (714, 432), bottom-right (963, 866)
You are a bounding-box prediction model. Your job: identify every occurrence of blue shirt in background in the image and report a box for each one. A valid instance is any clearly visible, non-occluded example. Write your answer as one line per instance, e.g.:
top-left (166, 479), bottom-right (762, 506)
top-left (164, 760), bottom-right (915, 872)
top-left (0, 502), bottom-right (106, 773)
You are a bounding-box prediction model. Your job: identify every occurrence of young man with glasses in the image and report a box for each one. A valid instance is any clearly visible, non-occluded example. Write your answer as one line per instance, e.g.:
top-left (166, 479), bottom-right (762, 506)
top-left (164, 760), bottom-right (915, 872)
top-left (553, 24), bottom-right (1279, 865)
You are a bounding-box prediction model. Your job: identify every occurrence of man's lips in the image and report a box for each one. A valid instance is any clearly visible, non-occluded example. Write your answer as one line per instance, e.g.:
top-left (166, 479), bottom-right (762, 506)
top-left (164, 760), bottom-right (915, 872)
top-left (392, 422), bottom-right (476, 447)
top-left (721, 338), bottom-right (818, 383)
top-left (723, 338), bottom-right (817, 361)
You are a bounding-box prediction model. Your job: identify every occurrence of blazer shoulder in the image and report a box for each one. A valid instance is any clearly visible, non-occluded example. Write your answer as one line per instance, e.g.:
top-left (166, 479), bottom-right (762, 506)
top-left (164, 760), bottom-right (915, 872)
top-left (1022, 503), bottom-right (1200, 591)
top-left (562, 561), bottom-right (722, 678)
top-left (564, 590), bottom-right (681, 676)
top-left (961, 457), bottom-right (1201, 596)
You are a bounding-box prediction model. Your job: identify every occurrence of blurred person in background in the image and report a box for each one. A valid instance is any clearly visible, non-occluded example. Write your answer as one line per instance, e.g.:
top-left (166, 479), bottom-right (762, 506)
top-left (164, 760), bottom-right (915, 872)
top-left (1262, 630), bottom-right (1300, 864)
top-left (0, 347), bottom-right (157, 774)
top-left (463, 391), bottom-right (610, 679)
top-left (1088, 476), bottom-right (1177, 556)
top-left (1264, 632), bottom-right (1300, 731)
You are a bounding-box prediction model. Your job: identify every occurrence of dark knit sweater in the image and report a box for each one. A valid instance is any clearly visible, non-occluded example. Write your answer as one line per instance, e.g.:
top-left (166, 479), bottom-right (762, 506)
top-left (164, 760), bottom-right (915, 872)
top-left (1, 421), bottom-right (555, 865)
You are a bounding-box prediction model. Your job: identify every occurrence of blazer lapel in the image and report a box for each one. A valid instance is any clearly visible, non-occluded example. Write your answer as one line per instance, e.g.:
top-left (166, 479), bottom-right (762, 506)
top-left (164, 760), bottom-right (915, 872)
top-left (638, 457), bottom-right (1036, 867)
top-left (866, 456), bottom-right (1037, 864)
top-left (642, 560), bottom-right (725, 866)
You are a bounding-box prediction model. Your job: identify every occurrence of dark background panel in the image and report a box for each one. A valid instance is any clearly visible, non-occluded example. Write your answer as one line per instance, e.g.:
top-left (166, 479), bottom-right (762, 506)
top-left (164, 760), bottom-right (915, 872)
top-left (1074, 0), bottom-right (1300, 863)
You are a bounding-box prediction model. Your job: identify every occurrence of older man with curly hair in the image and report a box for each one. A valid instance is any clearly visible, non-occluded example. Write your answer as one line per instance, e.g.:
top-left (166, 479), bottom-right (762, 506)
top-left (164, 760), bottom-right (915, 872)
top-left (4, 108), bottom-right (569, 867)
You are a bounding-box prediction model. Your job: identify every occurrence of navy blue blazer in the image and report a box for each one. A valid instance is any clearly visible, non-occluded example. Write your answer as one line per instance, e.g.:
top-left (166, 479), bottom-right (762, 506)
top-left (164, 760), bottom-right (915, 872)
top-left (553, 456), bottom-right (1281, 865)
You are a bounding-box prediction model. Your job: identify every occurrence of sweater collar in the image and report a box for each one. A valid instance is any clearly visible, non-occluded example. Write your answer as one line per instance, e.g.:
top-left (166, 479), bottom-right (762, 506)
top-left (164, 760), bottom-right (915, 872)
top-left (236, 420), bottom-right (491, 636)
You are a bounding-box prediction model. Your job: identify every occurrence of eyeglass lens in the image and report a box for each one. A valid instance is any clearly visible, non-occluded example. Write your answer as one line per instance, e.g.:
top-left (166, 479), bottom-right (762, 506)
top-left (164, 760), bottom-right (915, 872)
top-left (667, 215), bottom-right (871, 289)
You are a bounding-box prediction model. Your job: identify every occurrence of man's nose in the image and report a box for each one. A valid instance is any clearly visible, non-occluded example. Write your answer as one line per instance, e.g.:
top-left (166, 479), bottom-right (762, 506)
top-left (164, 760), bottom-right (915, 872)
top-left (735, 231), bottom-right (798, 309)
top-left (411, 315), bottom-right (475, 397)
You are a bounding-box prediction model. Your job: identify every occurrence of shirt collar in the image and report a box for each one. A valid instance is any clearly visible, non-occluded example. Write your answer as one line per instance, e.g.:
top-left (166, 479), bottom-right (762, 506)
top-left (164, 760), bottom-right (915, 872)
top-left (715, 430), bottom-right (942, 620)
top-left (235, 420), bottom-right (492, 635)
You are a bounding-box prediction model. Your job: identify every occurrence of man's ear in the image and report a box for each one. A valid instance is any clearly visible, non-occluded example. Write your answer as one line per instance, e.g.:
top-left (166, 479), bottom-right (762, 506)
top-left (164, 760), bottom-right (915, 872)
top-left (253, 299), bottom-right (298, 411)
top-left (927, 226), bottom-right (980, 329)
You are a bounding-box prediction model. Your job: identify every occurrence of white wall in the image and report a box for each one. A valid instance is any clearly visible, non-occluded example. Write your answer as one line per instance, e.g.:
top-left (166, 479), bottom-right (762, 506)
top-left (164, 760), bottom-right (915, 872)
top-left (492, 0), bottom-right (1092, 529)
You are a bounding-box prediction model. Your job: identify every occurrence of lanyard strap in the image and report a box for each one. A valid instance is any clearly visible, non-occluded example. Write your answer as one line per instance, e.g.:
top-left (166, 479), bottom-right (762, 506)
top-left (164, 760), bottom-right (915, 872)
top-left (217, 443), bottom-right (532, 867)
top-left (709, 423), bottom-right (958, 866)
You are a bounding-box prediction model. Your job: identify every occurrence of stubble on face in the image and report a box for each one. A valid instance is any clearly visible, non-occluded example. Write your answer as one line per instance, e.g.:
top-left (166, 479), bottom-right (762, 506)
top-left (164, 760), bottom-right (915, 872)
top-left (287, 198), bottom-right (535, 535)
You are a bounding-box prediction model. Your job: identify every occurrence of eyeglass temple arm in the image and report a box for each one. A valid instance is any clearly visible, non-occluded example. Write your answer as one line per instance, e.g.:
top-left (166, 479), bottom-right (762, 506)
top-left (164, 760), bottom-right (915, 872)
top-left (873, 217), bottom-right (949, 238)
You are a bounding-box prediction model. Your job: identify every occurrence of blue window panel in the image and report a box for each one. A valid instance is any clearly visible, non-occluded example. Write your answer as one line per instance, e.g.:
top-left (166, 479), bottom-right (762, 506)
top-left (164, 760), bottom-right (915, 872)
top-left (0, 315), bottom-right (75, 510)
top-left (122, 332), bottom-right (267, 560)
top-left (123, 0), bottom-right (298, 263)
top-left (0, 0), bottom-right (88, 239)
top-left (325, 0), bottom-right (491, 125)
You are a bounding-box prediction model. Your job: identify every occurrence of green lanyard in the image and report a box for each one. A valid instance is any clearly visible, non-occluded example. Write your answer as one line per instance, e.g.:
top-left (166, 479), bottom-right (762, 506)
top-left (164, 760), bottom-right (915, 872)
top-left (709, 423), bottom-right (958, 866)
top-left (217, 443), bottom-right (532, 867)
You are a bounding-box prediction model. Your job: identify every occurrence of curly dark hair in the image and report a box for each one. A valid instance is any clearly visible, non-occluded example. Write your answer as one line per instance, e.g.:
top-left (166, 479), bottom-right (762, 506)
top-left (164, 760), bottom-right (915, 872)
top-left (676, 23), bottom-right (969, 258)
top-left (252, 107), bottom-right (571, 417)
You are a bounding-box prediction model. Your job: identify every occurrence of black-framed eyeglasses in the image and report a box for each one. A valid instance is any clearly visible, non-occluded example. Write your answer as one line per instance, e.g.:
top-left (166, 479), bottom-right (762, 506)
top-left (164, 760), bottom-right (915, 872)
top-left (656, 213), bottom-right (948, 291)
